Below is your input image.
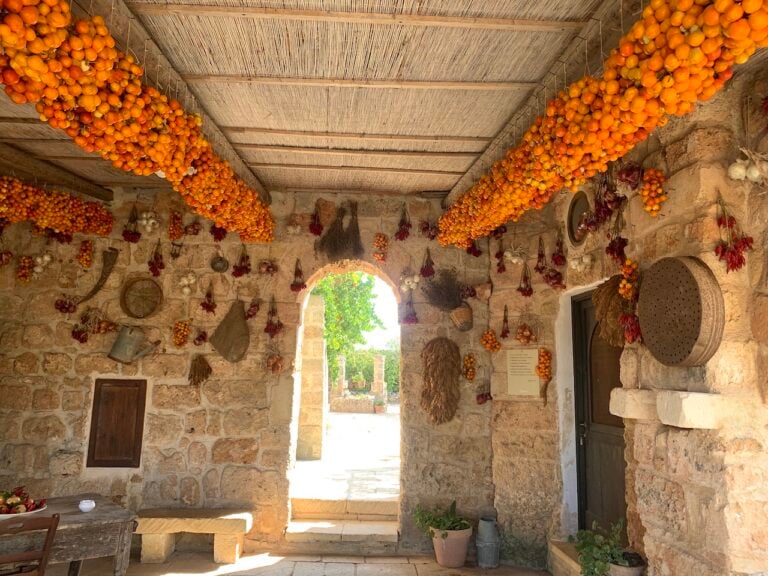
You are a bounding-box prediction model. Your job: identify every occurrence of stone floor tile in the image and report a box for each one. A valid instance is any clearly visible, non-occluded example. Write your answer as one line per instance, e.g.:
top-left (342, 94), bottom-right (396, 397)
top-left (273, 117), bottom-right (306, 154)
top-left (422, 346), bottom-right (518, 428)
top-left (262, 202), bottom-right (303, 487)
top-left (321, 556), bottom-right (368, 563)
top-left (323, 562), bottom-right (357, 576)
top-left (356, 563), bottom-right (418, 576)
top-left (341, 522), bottom-right (399, 543)
top-left (364, 556), bottom-right (410, 564)
top-left (406, 557), bottom-right (436, 564)
top-left (286, 521), bottom-right (345, 542)
top-left (294, 561), bottom-right (327, 576)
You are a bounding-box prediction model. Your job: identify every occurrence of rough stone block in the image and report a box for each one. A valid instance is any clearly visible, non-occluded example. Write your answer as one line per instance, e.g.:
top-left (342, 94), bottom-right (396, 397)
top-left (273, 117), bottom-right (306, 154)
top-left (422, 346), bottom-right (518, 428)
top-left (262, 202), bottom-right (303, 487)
top-left (31, 387), bottom-right (59, 410)
top-left (656, 391), bottom-right (734, 429)
top-left (21, 415), bottom-right (66, 442)
top-left (213, 533), bottom-right (244, 564)
top-left (610, 388), bottom-right (658, 421)
top-left (13, 352), bottom-right (38, 375)
top-left (212, 438), bottom-right (259, 464)
top-left (42, 352), bottom-right (72, 375)
top-left (153, 383), bottom-right (201, 409)
top-left (141, 533), bottom-right (176, 563)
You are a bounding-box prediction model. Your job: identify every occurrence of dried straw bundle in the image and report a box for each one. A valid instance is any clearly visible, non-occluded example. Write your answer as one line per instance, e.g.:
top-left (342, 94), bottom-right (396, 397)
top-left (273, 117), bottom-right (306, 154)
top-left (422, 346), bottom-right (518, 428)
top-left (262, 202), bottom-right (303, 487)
top-left (316, 202), bottom-right (364, 261)
top-left (421, 269), bottom-right (463, 311)
top-left (593, 275), bottom-right (625, 347)
top-left (420, 337), bottom-right (461, 425)
top-left (189, 354), bottom-right (212, 386)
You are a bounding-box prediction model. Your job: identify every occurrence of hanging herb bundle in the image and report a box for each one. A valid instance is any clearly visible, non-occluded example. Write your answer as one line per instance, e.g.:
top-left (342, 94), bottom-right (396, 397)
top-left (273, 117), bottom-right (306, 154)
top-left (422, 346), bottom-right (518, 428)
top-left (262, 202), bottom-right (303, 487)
top-left (500, 305), bottom-right (510, 339)
top-left (421, 269), bottom-right (463, 311)
top-left (714, 195), bottom-right (753, 273)
top-left (201, 283), bottom-right (217, 314)
top-left (168, 211), bottom-right (184, 242)
top-left (309, 203), bottom-right (324, 236)
top-left (210, 224), bottom-right (228, 242)
top-left (480, 329), bottom-right (501, 352)
top-left (317, 203), bottom-right (364, 261)
top-left (617, 162), bottom-right (643, 190)
top-left (495, 239), bottom-right (506, 274)
top-left (551, 230), bottom-right (566, 267)
top-left (605, 202), bottom-right (629, 265)
top-left (420, 249), bottom-right (435, 278)
top-left (517, 262), bottom-right (533, 297)
top-left (534, 237), bottom-right (547, 273)
top-left (579, 173), bottom-right (622, 234)
top-left (373, 232), bottom-right (389, 262)
top-left (173, 320), bottom-right (191, 347)
top-left (0, 250), bottom-right (13, 267)
top-left (122, 205), bottom-right (142, 243)
top-left (148, 241), bottom-right (165, 277)
top-left (543, 267), bottom-right (566, 290)
top-left (189, 354), bottom-right (212, 386)
top-left (77, 240), bottom-right (93, 269)
top-left (402, 293), bottom-right (418, 325)
top-left (466, 240), bottom-right (482, 257)
top-left (420, 337), bottom-right (461, 425)
top-left (245, 297), bottom-right (261, 320)
top-left (232, 246), bottom-right (251, 278)
top-left (290, 259), bottom-right (307, 292)
top-left (71, 308), bottom-right (118, 343)
top-left (419, 220), bottom-right (438, 240)
top-left (394, 204), bottom-right (411, 241)
top-left (265, 297), bottom-right (284, 338)
top-left (593, 275), bottom-right (626, 347)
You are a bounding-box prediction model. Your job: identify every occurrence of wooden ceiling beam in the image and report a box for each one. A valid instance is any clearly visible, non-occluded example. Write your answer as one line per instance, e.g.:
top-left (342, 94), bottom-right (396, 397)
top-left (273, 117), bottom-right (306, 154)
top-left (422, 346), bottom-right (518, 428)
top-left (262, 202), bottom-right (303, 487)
top-left (249, 162), bottom-right (463, 176)
top-left (0, 117), bottom-right (39, 124)
top-left (126, 4), bottom-right (585, 33)
top-left (279, 187), bottom-right (449, 198)
top-left (0, 143), bottom-right (113, 201)
top-left (182, 75), bottom-right (536, 91)
top-left (224, 126), bottom-right (491, 144)
top-left (235, 144), bottom-right (478, 159)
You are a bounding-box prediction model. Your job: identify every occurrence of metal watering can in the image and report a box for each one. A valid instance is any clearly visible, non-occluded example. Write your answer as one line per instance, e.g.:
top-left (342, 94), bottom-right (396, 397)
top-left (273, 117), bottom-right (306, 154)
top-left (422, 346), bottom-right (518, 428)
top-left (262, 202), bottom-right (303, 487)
top-left (108, 326), bottom-right (160, 364)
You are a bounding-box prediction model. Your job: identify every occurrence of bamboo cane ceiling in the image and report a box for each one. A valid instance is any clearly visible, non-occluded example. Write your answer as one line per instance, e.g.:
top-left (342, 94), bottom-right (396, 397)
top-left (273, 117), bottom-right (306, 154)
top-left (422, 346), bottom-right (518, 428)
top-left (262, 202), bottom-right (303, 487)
top-left (0, 0), bottom-right (623, 199)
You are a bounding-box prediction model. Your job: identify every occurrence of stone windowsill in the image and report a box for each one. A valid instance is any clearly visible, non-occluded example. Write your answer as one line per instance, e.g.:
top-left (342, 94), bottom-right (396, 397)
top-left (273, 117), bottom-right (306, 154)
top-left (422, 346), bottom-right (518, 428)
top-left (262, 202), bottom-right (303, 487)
top-left (609, 388), bottom-right (738, 429)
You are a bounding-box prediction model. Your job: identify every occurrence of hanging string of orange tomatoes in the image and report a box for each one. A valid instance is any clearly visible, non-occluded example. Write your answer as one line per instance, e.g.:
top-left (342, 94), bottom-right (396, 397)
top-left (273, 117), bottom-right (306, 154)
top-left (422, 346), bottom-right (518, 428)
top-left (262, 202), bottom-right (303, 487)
top-left (0, 175), bottom-right (113, 236)
top-left (438, 0), bottom-right (768, 247)
top-left (0, 0), bottom-right (273, 242)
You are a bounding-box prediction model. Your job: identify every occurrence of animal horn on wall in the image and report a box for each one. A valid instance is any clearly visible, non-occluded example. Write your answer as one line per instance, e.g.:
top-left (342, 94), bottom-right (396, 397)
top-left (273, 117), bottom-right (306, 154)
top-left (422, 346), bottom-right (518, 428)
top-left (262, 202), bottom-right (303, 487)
top-left (77, 247), bottom-right (119, 304)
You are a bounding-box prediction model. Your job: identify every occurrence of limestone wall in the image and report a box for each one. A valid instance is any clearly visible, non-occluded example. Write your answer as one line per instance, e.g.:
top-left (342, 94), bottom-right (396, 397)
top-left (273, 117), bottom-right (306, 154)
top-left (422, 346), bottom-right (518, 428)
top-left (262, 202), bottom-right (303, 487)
top-left (486, 64), bottom-right (768, 573)
top-left (296, 295), bottom-right (326, 460)
top-left (0, 190), bottom-right (493, 550)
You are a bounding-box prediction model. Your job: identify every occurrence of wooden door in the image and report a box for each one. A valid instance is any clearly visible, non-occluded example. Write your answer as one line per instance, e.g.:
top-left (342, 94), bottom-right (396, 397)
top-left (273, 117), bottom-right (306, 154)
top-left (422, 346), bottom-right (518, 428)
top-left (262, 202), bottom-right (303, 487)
top-left (572, 294), bottom-right (626, 532)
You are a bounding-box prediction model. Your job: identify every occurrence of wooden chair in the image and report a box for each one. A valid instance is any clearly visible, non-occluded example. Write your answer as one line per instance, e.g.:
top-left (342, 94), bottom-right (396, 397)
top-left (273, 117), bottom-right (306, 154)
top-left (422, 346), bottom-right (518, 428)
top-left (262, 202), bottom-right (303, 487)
top-left (0, 514), bottom-right (60, 576)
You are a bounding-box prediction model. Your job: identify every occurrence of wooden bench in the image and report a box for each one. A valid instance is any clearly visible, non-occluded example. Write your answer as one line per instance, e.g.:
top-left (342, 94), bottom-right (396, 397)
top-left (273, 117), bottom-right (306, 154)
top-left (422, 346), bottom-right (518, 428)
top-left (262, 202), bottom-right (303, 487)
top-left (135, 509), bottom-right (253, 564)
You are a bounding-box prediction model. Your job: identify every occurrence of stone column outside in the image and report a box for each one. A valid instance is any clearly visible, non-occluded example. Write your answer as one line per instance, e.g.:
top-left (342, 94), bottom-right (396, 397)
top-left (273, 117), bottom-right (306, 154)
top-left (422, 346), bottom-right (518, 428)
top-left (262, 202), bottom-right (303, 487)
top-left (296, 295), bottom-right (327, 460)
top-left (372, 354), bottom-right (386, 402)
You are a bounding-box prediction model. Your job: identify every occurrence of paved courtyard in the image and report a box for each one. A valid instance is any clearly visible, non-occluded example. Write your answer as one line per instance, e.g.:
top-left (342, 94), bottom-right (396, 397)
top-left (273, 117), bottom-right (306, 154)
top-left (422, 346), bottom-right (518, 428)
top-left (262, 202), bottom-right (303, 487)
top-left (48, 552), bottom-right (547, 576)
top-left (290, 407), bottom-right (401, 502)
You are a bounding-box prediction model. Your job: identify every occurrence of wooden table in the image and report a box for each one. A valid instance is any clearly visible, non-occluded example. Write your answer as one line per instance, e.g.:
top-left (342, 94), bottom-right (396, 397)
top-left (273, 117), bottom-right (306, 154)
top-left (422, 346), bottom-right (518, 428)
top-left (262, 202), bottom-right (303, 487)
top-left (0, 494), bottom-right (136, 576)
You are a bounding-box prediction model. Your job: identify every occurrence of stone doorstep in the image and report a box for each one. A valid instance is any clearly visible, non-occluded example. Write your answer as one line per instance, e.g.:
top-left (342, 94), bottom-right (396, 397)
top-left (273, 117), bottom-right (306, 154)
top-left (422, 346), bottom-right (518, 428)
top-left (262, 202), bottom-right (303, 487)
top-left (285, 520), bottom-right (399, 544)
top-left (548, 541), bottom-right (580, 576)
top-left (292, 498), bottom-right (399, 521)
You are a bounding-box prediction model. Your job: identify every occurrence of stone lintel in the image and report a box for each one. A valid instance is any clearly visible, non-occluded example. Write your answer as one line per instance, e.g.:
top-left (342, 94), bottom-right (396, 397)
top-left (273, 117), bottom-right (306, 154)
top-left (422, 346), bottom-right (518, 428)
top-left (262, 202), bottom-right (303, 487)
top-left (656, 390), bottom-right (734, 430)
top-left (609, 388), bottom-right (658, 421)
top-left (136, 509), bottom-right (254, 534)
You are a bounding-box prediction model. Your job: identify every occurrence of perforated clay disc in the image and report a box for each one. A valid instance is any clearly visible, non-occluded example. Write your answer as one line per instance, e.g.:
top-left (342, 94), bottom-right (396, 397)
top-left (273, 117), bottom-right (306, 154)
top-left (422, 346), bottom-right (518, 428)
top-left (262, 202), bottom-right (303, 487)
top-left (121, 277), bottom-right (163, 319)
top-left (637, 257), bottom-right (724, 367)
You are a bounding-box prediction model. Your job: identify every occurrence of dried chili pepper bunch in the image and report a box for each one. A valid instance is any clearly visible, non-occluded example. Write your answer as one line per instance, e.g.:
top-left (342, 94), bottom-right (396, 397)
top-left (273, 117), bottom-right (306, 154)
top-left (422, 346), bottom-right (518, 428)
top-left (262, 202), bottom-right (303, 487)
top-left (542, 267), bottom-right (566, 290)
top-left (54, 295), bottom-right (77, 314)
top-left (290, 259), bottom-right (307, 292)
top-left (245, 297), bottom-right (261, 320)
top-left (71, 308), bottom-right (118, 343)
top-left (122, 205), bottom-right (142, 243)
top-left (193, 330), bottom-right (208, 346)
top-left (232, 246), bottom-right (251, 278)
top-left (309, 204), bottom-right (324, 236)
top-left (714, 195), bottom-right (753, 273)
top-left (394, 204), bottom-right (411, 241)
top-left (618, 258), bottom-right (642, 344)
top-left (257, 259), bottom-right (278, 275)
top-left (420, 249), bottom-right (435, 278)
top-left (605, 202), bottom-right (629, 265)
top-left (0, 250), bottom-right (14, 267)
top-left (168, 211), bottom-right (184, 242)
top-left (200, 283), bottom-right (216, 314)
top-left (148, 241), bottom-right (165, 277)
top-left (517, 261), bottom-right (533, 297)
top-left (210, 224), bottom-right (228, 242)
top-left (491, 225), bottom-right (507, 240)
top-left (264, 298), bottom-right (284, 338)
top-left (534, 237), bottom-right (547, 273)
top-left (551, 230), bottom-right (566, 267)
top-left (419, 220), bottom-right (438, 240)
top-left (184, 219), bottom-right (202, 236)
top-left (466, 240), bottom-right (482, 257)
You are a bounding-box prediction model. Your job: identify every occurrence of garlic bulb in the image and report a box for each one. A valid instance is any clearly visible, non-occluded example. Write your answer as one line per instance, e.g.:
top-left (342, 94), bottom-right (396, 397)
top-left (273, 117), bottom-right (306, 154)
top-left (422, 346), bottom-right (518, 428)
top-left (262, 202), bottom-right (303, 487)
top-left (33, 265), bottom-right (44, 274)
top-left (181, 286), bottom-right (192, 296)
top-left (746, 163), bottom-right (763, 183)
top-left (728, 161), bottom-right (747, 181)
top-left (34, 255), bottom-right (44, 265)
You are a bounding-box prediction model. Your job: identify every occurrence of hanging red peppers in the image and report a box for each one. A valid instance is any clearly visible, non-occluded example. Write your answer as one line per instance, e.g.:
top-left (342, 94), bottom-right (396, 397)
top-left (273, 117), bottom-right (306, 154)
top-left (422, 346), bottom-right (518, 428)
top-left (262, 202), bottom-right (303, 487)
top-left (551, 230), bottom-right (566, 267)
top-left (394, 204), bottom-right (411, 241)
top-left (291, 259), bottom-right (307, 292)
top-left (232, 246), bottom-right (251, 278)
top-left (309, 204), bottom-right (324, 236)
top-left (265, 297), bottom-right (284, 338)
top-left (500, 305), bottom-right (510, 339)
top-left (148, 241), bottom-right (165, 277)
top-left (201, 283), bottom-right (217, 314)
top-left (210, 223), bottom-right (228, 242)
top-left (714, 195), bottom-right (753, 273)
top-left (122, 205), bottom-right (142, 243)
top-left (466, 240), bottom-right (482, 257)
top-left (495, 239), bottom-right (506, 274)
top-left (402, 292), bottom-right (418, 324)
top-left (420, 249), bottom-right (435, 278)
top-left (534, 237), bottom-right (546, 273)
top-left (517, 262), bottom-right (533, 297)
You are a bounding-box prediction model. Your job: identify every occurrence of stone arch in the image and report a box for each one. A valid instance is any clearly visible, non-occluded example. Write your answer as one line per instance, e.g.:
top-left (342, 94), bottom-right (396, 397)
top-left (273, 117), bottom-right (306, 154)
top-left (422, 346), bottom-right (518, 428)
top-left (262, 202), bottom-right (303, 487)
top-left (299, 259), bottom-right (401, 304)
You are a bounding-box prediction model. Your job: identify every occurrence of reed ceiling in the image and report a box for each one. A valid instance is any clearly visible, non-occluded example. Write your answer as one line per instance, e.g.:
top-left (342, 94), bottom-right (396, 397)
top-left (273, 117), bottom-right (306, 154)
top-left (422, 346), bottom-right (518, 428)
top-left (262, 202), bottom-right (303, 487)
top-left (0, 0), bottom-right (624, 200)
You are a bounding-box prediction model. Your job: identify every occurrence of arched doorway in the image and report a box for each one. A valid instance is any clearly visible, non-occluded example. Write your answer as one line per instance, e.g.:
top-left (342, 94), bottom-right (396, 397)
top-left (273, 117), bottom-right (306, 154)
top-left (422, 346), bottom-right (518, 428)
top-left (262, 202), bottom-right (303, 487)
top-left (287, 260), bottom-right (402, 550)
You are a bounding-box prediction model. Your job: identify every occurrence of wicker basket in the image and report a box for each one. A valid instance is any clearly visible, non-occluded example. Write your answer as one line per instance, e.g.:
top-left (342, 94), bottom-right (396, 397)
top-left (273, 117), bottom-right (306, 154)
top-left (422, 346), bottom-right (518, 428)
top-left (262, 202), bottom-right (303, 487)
top-left (449, 302), bottom-right (473, 331)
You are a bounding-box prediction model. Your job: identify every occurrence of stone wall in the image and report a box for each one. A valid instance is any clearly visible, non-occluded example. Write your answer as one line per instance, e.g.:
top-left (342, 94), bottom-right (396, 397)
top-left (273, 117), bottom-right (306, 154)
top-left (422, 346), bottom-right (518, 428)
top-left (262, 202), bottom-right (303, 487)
top-left (0, 190), bottom-right (494, 551)
top-left (296, 295), bottom-right (326, 460)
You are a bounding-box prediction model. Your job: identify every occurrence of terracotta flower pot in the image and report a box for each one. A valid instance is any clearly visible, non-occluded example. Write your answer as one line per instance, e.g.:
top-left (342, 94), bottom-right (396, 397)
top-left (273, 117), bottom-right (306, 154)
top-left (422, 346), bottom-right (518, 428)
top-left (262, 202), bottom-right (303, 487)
top-left (609, 562), bottom-right (645, 576)
top-left (431, 526), bottom-right (472, 568)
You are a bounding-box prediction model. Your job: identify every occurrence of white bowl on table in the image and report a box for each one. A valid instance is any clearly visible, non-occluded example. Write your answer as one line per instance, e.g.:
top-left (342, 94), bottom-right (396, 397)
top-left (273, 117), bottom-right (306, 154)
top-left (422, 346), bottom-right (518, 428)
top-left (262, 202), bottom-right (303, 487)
top-left (78, 499), bottom-right (96, 513)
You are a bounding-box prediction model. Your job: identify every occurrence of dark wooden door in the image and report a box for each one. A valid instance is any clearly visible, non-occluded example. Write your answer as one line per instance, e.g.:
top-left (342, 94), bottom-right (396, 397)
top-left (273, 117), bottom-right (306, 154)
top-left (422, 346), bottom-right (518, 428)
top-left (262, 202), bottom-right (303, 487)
top-left (573, 293), bottom-right (626, 532)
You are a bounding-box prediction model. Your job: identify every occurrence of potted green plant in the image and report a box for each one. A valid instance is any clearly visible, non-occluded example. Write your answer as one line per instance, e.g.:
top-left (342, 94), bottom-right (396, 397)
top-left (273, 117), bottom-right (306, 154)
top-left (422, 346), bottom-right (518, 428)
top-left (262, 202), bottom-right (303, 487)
top-left (572, 520), bottom-right (645, 576)
top-left (412, 501), bottom-right (472, 568)
top-left (373, 398), bottom-right (386, 414)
